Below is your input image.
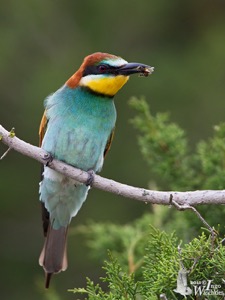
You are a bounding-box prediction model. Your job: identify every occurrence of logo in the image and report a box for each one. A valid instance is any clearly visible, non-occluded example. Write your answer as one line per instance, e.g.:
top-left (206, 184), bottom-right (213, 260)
top-left (190, 279), bottom-right (224, 296)
top-left (173, 269), bottom-right (225, 297)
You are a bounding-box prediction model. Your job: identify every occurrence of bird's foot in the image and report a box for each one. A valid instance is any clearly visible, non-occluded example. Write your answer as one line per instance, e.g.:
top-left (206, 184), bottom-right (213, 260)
top-left (86, 170), bottom-right (95, 186)
top-left (43, 152), bottom-right (54, 166)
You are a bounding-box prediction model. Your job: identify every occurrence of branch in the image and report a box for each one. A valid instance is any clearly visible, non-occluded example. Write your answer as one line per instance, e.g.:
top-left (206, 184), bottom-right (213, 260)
top-left (170, 198), bottom-right (216, 237)
top-left (1, 124), bottom-right (225, 206)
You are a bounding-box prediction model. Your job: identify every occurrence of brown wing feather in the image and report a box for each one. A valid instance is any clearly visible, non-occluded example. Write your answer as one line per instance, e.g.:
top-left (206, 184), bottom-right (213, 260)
top-left (39, 110), bottom-right (48, 146)
top-left (39, 110), bottom-right (50, 236)
top-left (104, 128), bottom-right (115, 158)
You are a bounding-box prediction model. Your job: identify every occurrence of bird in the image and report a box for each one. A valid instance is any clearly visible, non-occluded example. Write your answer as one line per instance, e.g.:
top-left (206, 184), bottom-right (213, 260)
top-left (38, 52), bottom-right (154, 288)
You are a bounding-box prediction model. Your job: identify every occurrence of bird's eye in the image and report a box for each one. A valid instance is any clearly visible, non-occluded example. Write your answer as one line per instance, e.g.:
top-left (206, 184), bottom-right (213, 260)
top-left (98, 64), bottom-right (108, 72)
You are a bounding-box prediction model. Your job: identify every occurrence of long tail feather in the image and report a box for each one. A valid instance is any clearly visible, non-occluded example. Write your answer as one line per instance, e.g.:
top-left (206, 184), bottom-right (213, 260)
top-left (39, 225), bottom-right (68, 288)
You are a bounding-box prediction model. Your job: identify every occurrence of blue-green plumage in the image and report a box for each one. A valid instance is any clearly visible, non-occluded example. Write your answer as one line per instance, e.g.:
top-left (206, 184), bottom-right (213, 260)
top-left (39, 85), bottom-right (116, 229)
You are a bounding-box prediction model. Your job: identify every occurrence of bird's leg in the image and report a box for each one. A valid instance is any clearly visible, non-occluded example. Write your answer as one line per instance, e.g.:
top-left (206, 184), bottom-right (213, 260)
top-left (86, 169), bottom-right (95, 186)
top-left (43, 152), bottom-right (54, 166)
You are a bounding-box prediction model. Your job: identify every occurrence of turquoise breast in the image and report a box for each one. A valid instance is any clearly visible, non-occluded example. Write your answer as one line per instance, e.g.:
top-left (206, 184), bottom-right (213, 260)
top-left (42, 85), bottom-right (117, 172)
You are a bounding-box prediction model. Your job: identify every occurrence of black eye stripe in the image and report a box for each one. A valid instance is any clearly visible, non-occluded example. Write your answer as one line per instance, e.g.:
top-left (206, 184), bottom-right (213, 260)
top-left (83, 64), bottom-right (118, 77)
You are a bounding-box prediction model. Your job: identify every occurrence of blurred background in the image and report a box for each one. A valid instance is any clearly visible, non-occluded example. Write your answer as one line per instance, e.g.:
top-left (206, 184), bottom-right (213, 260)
top-left (1, 1), bottom-right (225, 299)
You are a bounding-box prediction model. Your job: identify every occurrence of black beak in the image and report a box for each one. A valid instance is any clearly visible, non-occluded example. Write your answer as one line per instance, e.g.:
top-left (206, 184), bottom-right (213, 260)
top-left (116, 62), bottom-right (154, 77)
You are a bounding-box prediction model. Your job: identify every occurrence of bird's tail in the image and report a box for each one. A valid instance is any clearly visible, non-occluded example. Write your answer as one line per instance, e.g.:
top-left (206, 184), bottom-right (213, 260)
top-left (39, 225), bottom-right (68, 288)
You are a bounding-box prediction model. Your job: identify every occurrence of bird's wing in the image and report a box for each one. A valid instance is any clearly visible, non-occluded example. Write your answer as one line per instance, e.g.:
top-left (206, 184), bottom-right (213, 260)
top-left (104, 128), bottom-right (115, 158)
top-left (39, 110), bottom-right (48, 146)
top-left (39, 110), bottom-right (50, 236)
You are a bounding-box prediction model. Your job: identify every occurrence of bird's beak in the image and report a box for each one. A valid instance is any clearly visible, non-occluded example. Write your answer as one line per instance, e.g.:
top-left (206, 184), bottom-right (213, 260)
top-left (116, 63), bottom-right (154, 77)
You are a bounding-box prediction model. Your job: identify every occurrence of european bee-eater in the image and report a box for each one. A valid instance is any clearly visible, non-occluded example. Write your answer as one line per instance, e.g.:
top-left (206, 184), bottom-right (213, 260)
top-left (38, 52), bottom-right (153, 288)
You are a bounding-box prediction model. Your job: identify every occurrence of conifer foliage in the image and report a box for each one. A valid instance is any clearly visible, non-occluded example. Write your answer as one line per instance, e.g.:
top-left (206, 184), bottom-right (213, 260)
top-left (69, 98), bottom-right (225, 299)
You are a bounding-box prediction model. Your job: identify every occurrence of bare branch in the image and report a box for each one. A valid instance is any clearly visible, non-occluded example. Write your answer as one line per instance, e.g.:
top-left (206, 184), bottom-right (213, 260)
top-left (170, 197), bottom-right (216, 237)
top-left (1, 124), bottom-right (225, 206)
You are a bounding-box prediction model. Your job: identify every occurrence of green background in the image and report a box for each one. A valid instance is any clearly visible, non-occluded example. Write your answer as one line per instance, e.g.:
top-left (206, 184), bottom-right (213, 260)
top-left (1, 1), bottom-right (225, 299)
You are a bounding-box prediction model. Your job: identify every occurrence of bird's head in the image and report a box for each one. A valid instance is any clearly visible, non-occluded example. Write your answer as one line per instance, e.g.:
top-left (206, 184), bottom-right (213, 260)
top-left (66, 52), bottom-right (154, 97)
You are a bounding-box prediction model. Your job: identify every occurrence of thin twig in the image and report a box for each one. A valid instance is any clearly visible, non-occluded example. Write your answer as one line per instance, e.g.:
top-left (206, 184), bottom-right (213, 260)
top-left (177, 242), bottom-right (199, 275)
top-left (170, 198), bottom-right (215, 234)
top-left (0, 147), bottom-right (11, 160)
top-left (220, 237), bottom-right (225, 245)
top-left (127, 233), bottom-right (145, 274)
top-left (188, 258), bottom-right (198, 274)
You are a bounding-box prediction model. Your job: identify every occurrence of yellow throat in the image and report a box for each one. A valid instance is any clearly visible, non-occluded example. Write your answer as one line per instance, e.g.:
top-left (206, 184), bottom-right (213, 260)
top-left (80, 75), bottom-right (129, 97)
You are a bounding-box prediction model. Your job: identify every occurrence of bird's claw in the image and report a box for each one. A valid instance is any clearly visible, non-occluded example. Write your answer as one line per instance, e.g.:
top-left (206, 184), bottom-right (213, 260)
top-left (86, 170), bottom-right (95, 186)
top-left (43, 153), bottom-right (54, 166)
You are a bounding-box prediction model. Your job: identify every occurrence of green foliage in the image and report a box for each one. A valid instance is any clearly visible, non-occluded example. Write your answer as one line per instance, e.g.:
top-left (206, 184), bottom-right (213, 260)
top-left (129, 97), bottom-right (225, 193)
top-left (69, 97), bottom-right (225, 299)
top-left (69, 253), bottom-right (139, 300)
top-left (129, 97), bottom-right (195, 191)
top-left (196, 124), bottom-right (225, 189)
top-left (129, 97), bottom-right (225, 236)
top-left (70, 220), bottom-right (225, 299)
top-left (75, 214), bottom-right (151, 277)
top-left (141, 228), bottom-right (179, 297)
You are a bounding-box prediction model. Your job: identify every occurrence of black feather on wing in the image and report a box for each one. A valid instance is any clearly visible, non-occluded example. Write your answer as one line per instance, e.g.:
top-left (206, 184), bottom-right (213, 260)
top-left (104, 128), bottom-right (115, 158)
